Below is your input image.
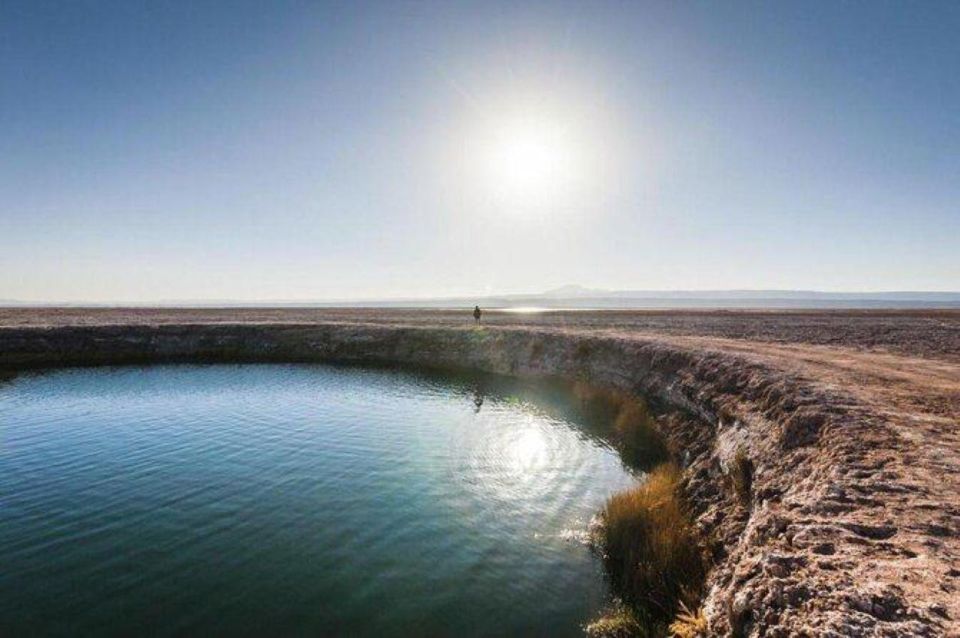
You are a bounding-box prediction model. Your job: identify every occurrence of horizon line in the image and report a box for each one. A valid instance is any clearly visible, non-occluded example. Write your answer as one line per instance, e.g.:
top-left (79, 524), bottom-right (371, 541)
top-left (3, 288), bottom-right (960, 307)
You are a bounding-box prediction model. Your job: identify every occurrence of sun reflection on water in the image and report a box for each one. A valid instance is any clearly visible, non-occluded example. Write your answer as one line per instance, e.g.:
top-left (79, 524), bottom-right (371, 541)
top-left (464, 407), bottom-right (573, 507)
top-left (508, 425), bottom-right (550, 471)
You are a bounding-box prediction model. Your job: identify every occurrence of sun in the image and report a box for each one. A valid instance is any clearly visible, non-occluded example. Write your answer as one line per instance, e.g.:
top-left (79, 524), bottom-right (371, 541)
top-left (494, 126), bottom-right (562, 192)
top-left (444, 95), bottom-right (616, 218)
top-left (476, 111), bottom-right (579, 212)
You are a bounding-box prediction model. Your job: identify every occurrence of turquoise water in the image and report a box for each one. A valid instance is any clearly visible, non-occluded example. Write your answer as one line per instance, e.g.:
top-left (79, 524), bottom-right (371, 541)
top-left (0, 365), bottom-right (638, 637)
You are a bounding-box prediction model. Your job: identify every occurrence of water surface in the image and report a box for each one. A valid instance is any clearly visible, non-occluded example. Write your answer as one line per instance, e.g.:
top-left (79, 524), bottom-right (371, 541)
top-left (1, 365), bottom-right (636, 636)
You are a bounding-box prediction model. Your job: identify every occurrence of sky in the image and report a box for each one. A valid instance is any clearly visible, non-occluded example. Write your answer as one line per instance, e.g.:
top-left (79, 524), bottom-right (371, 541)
top-left (2, 0), bottom-right (958, 302)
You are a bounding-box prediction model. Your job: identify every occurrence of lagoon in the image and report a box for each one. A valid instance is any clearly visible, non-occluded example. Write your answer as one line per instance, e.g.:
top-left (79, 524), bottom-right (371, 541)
top-left (0, 364), bottom-right (637, 636)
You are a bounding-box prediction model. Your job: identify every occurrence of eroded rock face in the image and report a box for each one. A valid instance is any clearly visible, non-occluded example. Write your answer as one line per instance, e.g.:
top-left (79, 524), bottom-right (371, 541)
top-left (0, 322), bottom-right (955, 637)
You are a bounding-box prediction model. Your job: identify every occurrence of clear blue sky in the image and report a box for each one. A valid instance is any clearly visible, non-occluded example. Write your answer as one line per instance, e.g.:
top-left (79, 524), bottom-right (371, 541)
top-left (2, 1), bottom-right (958, 302)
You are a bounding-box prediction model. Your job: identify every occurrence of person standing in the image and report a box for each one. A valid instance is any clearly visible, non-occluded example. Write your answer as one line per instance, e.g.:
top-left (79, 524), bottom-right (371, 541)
top-left (473, 305), bottom-right (482, 325)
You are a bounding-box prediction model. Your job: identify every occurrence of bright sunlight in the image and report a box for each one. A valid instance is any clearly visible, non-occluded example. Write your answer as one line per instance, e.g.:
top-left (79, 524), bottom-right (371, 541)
top-left (491, 119), bottom-right (570, 194)
top-left (473, 109), bottom-right (584, 214)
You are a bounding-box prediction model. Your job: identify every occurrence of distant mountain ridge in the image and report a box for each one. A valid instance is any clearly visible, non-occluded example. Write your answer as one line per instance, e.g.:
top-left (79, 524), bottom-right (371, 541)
top-left (2, 288), bottom-right (960, 309)
top-left (540, 287), bottom-right (960, 302)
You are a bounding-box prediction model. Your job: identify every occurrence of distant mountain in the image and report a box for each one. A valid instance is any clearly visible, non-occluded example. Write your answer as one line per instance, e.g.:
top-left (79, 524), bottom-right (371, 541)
top-left (2, 288), bottom-right (959, 309)
top-left (512, 287), bottom-right (960, 309)
top-left (466, 288), bottom-right (960, 309)
top-left (546, 288), bottom-right (960, 301)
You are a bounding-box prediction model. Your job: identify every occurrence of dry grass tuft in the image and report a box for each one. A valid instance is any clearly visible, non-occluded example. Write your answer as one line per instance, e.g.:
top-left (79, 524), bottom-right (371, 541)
top-left (585, 603), bottom-right (648, 637)
top-left (728, 447), bottom-right (754, 505)
top-left (669, 602), bottom-right (708, 637)
top-left (599, 463), bottom-right (707, 623)
top-left (573, 382), bottom-right (668, 469)
top-left (613, 400), bottom-right (669, 468)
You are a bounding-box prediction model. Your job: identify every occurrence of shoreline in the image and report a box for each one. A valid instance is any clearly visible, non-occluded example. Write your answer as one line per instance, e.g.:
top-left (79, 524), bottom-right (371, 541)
top-left (2, 309), bottom-right (957, 636)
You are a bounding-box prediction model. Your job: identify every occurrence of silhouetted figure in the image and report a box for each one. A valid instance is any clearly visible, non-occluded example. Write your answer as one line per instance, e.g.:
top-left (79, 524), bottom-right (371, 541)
top-left (473, 305), bottom-right (482, 325)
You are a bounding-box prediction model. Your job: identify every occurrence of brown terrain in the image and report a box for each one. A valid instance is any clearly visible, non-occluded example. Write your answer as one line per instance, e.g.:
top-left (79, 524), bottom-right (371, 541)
top-left (1, 307), bottom-right (958, 636)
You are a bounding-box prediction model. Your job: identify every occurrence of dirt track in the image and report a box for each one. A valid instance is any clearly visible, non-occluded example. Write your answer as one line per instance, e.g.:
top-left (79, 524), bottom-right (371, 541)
top-left (2, 308), bottom-right (958, 635)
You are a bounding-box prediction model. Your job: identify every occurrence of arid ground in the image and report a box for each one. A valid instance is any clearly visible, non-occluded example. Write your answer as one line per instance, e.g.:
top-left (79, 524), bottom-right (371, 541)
top-left (2, 308), bottom-right (958, 635)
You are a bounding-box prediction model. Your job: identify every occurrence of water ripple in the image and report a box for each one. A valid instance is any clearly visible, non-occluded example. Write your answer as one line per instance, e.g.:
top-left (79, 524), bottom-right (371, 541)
top-left (0, 364), bottom-right (638, 637)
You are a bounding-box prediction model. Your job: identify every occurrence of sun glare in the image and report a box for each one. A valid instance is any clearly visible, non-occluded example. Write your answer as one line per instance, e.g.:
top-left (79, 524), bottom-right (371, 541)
top-left (475, 111), bottom-right (581, 213)
top-left (494, 126), bottom-right (563, 191)
top-left (445, 91), bottom-right (624, 219)
top-left (509, 426), bottom-right (549, 470)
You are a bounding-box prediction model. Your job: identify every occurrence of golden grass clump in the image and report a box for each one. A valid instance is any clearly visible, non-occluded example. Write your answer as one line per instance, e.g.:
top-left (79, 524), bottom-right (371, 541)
top-left (669, 602), bottom-right (708, 637)
top-left (728, 446), bottom-right (754, 505)
top-left (585, 603), bottom-right (646, 638)
top-left (573, 381), bottom-right (669, 469)
top-left (600, 463), bottom-right (706, 623)
top-left (614, 400), bottom-right (669, 468)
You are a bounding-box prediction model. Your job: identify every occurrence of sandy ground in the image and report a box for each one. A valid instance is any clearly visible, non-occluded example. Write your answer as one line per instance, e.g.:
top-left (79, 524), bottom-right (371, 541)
top-left (2, 307), bottom-right (958, 634)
